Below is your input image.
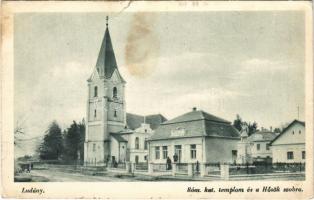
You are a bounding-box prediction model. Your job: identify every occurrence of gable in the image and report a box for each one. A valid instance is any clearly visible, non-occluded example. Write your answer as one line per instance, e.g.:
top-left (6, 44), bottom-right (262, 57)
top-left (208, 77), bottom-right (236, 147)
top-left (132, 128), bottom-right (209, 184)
top-left (110, 69), bottom-right (125, 84)
top-left (88, 68), bottom-right (101, 82)
top-left (271, 122), bottom-right (305, 145)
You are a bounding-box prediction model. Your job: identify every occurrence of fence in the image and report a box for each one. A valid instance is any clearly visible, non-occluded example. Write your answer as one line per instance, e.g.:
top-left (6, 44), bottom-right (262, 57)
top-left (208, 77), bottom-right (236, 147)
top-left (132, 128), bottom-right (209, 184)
top-left (204, 162), bottom-right (220, 176)
top-left (135, 162), bottom-right (148, 171)
top-left (152, 163), bottom-right (168, 172)
top-left (34, 160), bottom-right (305, 179)
top-left (115, 162), bottom-right (126, 169)
top-left (176, 163), bottom-right (188, 174)
top-left (229, 162), bottom-right (305, 175)
top-left (271, 162), bottom-right (305, 173)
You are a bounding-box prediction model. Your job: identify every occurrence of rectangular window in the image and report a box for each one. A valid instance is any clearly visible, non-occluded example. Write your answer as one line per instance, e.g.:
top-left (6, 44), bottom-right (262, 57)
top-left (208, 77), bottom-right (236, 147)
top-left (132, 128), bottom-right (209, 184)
top-left (155, 147), bottom-right (160, 159)
top-left (302, 151), bottom-right (305, 159)
top-left (287, 151), bottom-right (294, 160)
top-left (190, 144), bottom-right (197, 159)
top-left (162, 146), bottom-right (168, 159)
top-left (94, 86), bottom-right (98, 97)
top-left (266, 144), bottom-right (270, 150)
top-left (256, 144), bottom-right (260, 151)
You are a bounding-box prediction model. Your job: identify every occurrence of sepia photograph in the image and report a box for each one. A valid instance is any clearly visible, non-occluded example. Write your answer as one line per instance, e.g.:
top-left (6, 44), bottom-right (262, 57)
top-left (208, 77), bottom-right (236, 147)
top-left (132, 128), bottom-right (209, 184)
top-left (1, 1), bottom-right (313, 199)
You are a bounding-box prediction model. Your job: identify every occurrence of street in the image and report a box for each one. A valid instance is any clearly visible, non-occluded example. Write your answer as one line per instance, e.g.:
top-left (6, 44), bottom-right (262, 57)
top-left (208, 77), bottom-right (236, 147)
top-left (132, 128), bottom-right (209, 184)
top-left (29, 169), bottom-right (138, 182)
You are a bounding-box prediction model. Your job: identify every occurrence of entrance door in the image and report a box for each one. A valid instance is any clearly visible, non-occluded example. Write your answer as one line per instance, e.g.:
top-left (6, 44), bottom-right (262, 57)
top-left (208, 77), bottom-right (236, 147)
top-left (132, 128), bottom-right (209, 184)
top-left (174, 145), bottom-right (182, 163)
top-left (232, 150), bottom-right (237, 164)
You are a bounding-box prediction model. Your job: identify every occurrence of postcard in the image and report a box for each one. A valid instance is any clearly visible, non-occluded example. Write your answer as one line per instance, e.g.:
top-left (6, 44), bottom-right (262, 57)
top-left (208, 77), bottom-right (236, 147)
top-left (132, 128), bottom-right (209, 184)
top-left (1, 1), bottom-right (313, 199)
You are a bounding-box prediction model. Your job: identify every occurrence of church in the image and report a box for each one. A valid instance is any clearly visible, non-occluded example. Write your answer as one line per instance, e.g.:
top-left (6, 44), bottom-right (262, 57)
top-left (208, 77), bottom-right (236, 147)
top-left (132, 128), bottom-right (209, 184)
top-left (84, 18), bottom-right (242, 166)
top-left (83, 18), bottom-right (167, 166)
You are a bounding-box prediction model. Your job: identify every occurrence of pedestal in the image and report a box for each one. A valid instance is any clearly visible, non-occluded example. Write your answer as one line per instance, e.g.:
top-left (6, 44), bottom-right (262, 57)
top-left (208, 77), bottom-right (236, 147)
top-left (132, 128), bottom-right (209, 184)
top-left (220, 164), bottom-right (229, 180)
top-left (126, 162), bottom-right (131, 173)
top-left (131, 162), bottom-right (135, 173)
top-left (200, 163), bottom-right (206, 177)
top-left (148, 163), bottom-right (153, 174)
top-left (172, 163), bottom-right (176, 176)
top-left (188, 163), bottom-right (194, 177)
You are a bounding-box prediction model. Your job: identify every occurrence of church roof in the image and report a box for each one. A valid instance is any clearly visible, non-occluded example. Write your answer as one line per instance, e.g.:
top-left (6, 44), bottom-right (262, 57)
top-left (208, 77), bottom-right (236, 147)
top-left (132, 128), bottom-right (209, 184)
top-left (146, 114), bottom-right (168, 130)
top-left (95, 25), bottom-right (120, 79)
top-left (110, 133), bottom-right (127, 142)
top-left (149, 109), bottom-right (240, 141)
top-left (126, 113), bottom-right (167, 130)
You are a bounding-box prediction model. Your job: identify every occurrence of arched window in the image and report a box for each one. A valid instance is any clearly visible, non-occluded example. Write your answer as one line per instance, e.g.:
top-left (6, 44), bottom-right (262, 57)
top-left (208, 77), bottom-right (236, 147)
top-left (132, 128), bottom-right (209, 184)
top-left (114, 109), bottom-right (117, 117)
top-left (94, 109), bottom-right (97, 118)
top-left (94, 86), bottom-right (98, 97)
top-left (135, 137), bottom-right (139, 149)
top-left (113, 87), bottom-right (117, 98)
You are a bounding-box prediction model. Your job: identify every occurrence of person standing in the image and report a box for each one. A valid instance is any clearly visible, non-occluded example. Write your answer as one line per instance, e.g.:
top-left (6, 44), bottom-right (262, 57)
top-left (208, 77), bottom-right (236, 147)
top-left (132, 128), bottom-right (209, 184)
top-left (166, 157), bottom-right (172, 170)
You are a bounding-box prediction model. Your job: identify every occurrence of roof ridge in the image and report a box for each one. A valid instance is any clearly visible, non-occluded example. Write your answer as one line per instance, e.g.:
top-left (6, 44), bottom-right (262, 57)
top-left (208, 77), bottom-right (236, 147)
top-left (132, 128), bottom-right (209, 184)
top-left (126, 112), bottom-right (144, 118)
top-left (199, 110), bottom-right (230, 123)
top-left (162, 110), bottom-right (230, 125)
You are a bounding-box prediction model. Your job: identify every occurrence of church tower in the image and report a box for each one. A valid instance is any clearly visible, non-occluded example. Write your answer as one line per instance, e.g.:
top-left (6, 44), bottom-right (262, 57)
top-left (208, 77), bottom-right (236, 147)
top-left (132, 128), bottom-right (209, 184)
top-left (84, 17), bottom-right (126, 165)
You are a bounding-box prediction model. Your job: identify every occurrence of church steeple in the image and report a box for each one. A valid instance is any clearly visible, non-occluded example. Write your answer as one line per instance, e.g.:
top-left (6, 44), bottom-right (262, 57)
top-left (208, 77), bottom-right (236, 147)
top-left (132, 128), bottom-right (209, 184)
top-left (85, 16), bottom-right (126, 166)
top-left (95, 16), bottom-right (119, 79)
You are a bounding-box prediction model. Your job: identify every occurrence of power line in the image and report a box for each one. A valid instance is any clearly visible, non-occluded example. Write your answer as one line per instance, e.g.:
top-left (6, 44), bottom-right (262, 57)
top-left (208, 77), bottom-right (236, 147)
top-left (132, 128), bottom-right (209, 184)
top-left (15, 135), bottom-right (43, 142)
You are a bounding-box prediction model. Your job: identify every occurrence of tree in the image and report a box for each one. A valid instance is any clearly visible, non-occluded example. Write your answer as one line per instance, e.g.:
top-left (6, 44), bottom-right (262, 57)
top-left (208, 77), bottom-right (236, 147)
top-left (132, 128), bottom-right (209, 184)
top-left (38, 121), bottom-right (63, 160)
top-left (63, 119), bottom-right (85, 162)
top-left (233, 114), bottom-right (242, 132)
top-left (273, 127), bottom-right (281, 133)
top-left (232, 115), bottom-right (258, 136)
top-left (78, 119), bottom-right (86, 161)
top-left (14, 119), bottom-right (26, 147)
top-left (248, 121), bottom-right (258, 136)
top-left (63, 121), bottom-right (80, 160)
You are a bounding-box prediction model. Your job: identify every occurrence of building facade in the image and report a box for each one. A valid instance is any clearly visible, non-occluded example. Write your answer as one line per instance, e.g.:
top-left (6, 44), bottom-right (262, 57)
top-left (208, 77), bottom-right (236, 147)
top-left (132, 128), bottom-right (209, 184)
top-left (148, 108), bottom-right (240, 164)
top-left (248, 130), bottom-right (278, 163)
top-left (270, 120), bottom-right (305, 163)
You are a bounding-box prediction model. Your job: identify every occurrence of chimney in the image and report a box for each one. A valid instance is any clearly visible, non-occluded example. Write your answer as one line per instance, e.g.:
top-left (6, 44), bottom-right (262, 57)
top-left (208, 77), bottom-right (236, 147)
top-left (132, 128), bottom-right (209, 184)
top-left (192, 107), bottom-right (197, 111)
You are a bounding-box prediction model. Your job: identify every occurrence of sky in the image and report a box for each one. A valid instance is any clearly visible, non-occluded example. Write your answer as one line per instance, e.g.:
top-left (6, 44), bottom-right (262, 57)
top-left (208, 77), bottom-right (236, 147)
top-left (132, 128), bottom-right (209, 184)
top-left (14, 11), bottom-right (305, 156)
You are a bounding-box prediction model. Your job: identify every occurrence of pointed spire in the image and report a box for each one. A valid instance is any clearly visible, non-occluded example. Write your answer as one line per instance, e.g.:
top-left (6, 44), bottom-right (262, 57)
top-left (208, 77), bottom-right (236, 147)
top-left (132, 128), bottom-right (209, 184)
top-left (95, 16), bottom-right (119, 79)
